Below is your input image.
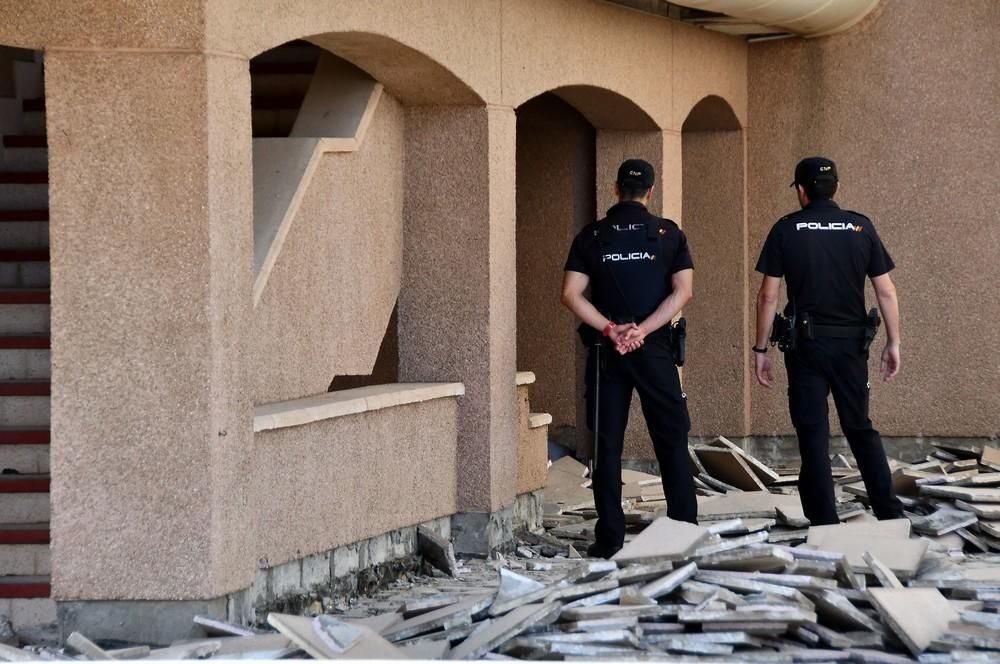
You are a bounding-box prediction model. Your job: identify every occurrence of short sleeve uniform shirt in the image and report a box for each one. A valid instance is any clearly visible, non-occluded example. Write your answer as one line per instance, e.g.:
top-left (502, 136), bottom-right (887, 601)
top-left (755, 200), bottom-right (894, 325)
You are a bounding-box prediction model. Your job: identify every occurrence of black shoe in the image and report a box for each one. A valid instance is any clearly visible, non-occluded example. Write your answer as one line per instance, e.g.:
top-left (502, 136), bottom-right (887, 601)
top-left (586, 542), bottom-right (622, 559)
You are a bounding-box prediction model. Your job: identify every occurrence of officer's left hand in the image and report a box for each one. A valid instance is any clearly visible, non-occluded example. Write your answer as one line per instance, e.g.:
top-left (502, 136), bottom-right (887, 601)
top-left (616, 325), bottom-right (646, 355)
top-left (754, 352), bottom-right (774, 388)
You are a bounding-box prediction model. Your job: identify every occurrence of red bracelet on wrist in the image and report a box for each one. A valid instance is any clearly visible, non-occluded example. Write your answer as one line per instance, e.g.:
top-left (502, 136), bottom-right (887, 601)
top-left (602, 322), bottom-right (616, 338)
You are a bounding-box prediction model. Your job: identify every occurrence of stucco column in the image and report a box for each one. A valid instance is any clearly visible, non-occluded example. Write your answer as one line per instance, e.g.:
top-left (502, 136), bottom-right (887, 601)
top-left (399, 106), bottom-right (518, 542)
top-left (46, 50), bottom-right (253, 605)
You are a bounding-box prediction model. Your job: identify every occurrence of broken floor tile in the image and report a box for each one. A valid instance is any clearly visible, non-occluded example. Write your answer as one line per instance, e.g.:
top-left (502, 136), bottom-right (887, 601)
top-left (808, 533), bottom-right (928, 579)
top-left (696, 544), bottom-right (795, 573)
top-left (611, 517), bottom-right (709, 563)
top-left (639, 561), bottom-right (698, 599)
top-left (449, 602), bottom-right (560, 660)
top-left (863, 551), bottom-right (904, 589)
top-left (383, 592), bottom-right (493, 641)
top-left (920, 485), bottom-right (1000, 502)
top-left (808, 589), bottom-right (883, 632)
top-left (868, 587), bottom-right (959, 656)
top-left (695, 446), bottom-right (768, 491)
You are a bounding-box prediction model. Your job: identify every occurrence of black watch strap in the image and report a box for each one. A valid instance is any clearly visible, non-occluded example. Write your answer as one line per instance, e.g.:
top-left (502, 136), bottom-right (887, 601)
top-left (752, 345), bottom-right (768, 354)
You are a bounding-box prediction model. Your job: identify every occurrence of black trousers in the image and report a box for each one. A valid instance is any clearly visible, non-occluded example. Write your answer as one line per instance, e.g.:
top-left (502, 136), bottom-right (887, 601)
top-left (586, 340), bottom-right (697, 549)
top-left (784, 337), bottom-right (904, 525)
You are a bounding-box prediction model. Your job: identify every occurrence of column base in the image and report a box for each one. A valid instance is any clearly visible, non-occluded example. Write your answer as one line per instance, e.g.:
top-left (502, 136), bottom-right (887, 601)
top-left (451, 490), bottom-right (543, 557)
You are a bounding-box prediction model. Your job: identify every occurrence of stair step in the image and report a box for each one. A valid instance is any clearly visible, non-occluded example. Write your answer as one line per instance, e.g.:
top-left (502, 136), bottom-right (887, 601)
top-left (2, 136), bottom-right (46, 149)
top-left (0, 172), bottom-right (47, 185)
top-left (0, 336), bottom-right (49, 350)
top-left (0, 523), bottom-right (49, 545)
top-left (0, 575), bottom-right (50, 598)
top-left (0, 250), bottom-right (48, 262)
top-left (22, 98), bottom-right (44, 113)
top-left (0, 209), bottom-right (48, 222)
top-left (0, 474), bottom-right (49, 493)
top-left (0, 429), bottom-right (49, 444)
top-left (0, 289), bottom-right (49, 304)
top-left (0, 381), bottom-right (50, 397)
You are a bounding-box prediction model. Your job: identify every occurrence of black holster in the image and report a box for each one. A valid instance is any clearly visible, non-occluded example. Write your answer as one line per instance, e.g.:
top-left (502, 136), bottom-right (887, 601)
top-left (770, 312), bottom-right (797, 352)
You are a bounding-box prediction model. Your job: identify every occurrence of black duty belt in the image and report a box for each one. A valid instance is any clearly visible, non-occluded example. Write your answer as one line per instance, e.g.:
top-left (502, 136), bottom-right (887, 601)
top-left (811, 324), bottom-right (866, 339)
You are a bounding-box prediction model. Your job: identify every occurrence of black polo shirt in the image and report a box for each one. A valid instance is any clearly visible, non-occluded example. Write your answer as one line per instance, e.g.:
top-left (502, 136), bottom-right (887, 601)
top-left (565, 202), bottom-right (693, 320)
top-left (755, 200), bottom-right (894, 326)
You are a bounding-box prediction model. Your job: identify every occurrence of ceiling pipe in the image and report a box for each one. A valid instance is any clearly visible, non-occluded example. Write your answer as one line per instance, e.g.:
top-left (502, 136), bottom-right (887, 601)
top-left (670, 0), bottom-right (881, 37)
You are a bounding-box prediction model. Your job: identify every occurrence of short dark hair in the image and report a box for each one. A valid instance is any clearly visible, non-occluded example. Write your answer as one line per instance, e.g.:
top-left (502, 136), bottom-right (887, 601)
top-left (619, 185), bottom-right (651, 201)
top-left (804, 179), bottom-right (837, 201)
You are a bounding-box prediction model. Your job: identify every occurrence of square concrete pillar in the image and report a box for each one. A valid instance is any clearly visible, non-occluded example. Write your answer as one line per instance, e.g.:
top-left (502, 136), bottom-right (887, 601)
top-left (399, 106), bottom-right (518, 544)
top-left (45, 51), bottom-right (254, 603)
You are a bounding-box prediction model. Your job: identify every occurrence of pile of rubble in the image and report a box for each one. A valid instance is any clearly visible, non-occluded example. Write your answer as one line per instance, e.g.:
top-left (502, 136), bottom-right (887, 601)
top-left (2, 437), bottom-right (999, 661)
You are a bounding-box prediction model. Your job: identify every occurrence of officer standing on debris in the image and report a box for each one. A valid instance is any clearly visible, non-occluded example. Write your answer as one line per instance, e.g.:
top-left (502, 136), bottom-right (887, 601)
top-left (561, 159), bottom-right (698, 559)
top-left (752, 156), bottom-right (905, 525)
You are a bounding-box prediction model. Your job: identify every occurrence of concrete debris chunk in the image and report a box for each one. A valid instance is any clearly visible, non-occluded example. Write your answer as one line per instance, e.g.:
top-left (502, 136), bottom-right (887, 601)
top-left (418, 525), bottom-right (459, 577)
top-left (908, 508), bottom-right (978, 536)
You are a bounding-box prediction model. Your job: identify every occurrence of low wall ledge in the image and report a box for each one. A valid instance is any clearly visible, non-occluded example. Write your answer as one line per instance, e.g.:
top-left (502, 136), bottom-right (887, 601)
top-left (254, 382), bottom-right (465, 433)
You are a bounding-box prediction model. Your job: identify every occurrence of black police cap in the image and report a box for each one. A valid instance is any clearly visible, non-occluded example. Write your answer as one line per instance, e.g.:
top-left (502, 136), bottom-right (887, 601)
top-left (617, 159), bottom-right (655, 190)
top-left (791, 156), bottom-right (838, 187)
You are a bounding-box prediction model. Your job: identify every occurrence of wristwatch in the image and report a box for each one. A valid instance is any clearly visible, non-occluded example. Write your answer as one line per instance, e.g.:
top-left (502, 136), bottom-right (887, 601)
top-left (752, 345), bottom-right (768, 354)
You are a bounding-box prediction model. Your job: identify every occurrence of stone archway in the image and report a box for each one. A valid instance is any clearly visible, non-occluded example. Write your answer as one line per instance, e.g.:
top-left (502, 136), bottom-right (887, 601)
top-left (513, 86), bottom-right (664, 459)
top-left (679, 95), bottom-right (748, 438)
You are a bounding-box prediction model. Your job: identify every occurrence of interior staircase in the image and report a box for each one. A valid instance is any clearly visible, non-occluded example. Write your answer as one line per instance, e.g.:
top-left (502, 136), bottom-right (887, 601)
top-left (0, 46), bottom-right (55, 630)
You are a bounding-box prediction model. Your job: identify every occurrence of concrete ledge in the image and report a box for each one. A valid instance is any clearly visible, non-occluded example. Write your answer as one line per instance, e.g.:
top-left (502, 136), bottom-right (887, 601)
top-left (516, 371), bottom-right (536, 386)
top-left (254, 382), bottom-right (464, 432)
top-left (528, 412), bottom-right (552, 429)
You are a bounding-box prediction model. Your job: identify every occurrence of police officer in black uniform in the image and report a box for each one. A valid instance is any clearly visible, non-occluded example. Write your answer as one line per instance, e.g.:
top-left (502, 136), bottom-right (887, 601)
top-left (562, 159), bottom-right (698, 558)
top-left (753, 156), bottom-right (904, 525)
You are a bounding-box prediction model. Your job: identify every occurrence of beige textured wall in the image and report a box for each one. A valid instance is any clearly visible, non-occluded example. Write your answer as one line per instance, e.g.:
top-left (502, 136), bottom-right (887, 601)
top-left (682, 103), bottom-right (747, 438)
top-left (253, 400), bottom-right (458, 568)
top-left (15, 0), bottom-right (756, 602)
top-left (516, 94), bottom-right (595, 430)
top-left (252, 92), bottom-right (404, 404)
top-left (747, 0), bottom-right (1000, 438)
top-left (46, 51), bottom-right (253, 600)
top-left (399, 106), bottom-right (519, 513)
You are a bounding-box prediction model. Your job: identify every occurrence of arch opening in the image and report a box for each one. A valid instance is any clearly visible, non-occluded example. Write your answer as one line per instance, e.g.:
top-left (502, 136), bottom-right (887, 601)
top-left (515, 93), bottom-right (597, 455)
top-left (680, 95), bottom-right (748, 437)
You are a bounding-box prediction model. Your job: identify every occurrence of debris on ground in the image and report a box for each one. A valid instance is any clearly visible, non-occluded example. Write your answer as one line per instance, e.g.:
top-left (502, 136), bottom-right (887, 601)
top-left (3, 437), bottom-right (1000, 661)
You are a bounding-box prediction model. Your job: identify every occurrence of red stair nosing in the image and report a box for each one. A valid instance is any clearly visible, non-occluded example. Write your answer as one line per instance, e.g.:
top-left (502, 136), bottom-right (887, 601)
top-left (0, 249), bottom-right (48, 262)
top-left (0, 336), bottom-right (50, 349)
top-left (0, 578), bottom-right (50, 599)
top-left (0, 171), bottom-right (47, 185)
top-left (0, 475), bottom-right (50, 493)
top-left (0, 289), bottom-right (49, 304)
top-left (2, 135), bottom-right (46, 149)
top-left (0, 381), bottom-right (50, 397)
top-left (0, 525), bottom-right (49, 545)
top-left (0, 209), bottom-right (48, 222)
top-left (0, 428), bottom-right (49, 444)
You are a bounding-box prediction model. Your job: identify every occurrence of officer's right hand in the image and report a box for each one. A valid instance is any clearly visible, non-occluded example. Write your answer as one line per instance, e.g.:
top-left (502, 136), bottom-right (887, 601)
top-left (880, 343), bottom-right (900, 382)
top-left (754, 352), bottom-right (774, 388)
